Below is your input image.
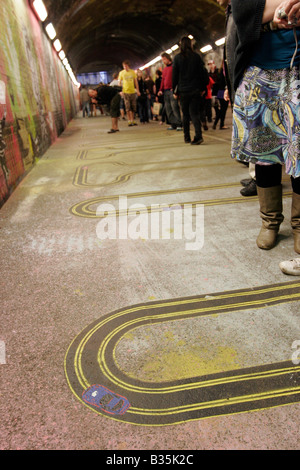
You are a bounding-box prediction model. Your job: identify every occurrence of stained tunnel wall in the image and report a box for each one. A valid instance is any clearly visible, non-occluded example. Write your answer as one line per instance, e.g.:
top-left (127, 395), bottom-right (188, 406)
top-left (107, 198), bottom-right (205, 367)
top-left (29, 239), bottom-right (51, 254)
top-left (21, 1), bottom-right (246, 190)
top-left (0, 0), bottom-right (79, 207)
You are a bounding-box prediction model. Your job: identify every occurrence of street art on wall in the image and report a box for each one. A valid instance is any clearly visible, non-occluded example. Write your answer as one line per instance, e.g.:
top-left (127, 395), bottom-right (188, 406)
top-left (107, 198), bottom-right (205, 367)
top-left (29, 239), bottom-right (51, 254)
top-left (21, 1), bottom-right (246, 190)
top-left (0, 0), bottom-right (79, 206)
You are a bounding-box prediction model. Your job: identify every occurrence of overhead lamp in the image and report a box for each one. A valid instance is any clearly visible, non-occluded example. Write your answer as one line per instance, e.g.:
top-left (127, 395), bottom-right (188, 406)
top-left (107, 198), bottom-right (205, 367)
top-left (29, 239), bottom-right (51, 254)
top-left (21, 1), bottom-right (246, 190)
top-left (65, 64), bottom-right (71, 71)
top-left (148, 56), bottom-right (161, 66)
top-left (138, 41), bottom-right (181, 71)
top-left (59, 50), bottom-right (66, 60)
top-left (62, 58), bottom-right (69, 66)
top-left (53, 39), bottom-right (62, 52)
top-left (188, 35), bottom-right (194, 39)
top-left (215, 37), bottom-right (226, 46)
top-left (32, 0), bottom-right (48, 22)
top-left (200, 45), bottom-right (213, 53)
top-left (45, 23), bottom-right (56, 40)
top-left (140, 55), bottom-right (161, 70)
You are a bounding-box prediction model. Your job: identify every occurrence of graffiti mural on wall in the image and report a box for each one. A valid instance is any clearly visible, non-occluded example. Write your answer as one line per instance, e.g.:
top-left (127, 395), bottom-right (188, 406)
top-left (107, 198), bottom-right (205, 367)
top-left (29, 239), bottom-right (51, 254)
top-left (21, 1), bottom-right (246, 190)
top-left (0, 0), bottom-right (79, 206)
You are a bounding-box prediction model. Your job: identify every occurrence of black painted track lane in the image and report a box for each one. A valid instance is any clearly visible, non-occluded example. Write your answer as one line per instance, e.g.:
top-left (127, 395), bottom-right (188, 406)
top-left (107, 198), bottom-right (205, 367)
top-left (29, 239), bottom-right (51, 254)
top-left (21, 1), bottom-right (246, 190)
top-left (65, 281), bottom-right (300, 426)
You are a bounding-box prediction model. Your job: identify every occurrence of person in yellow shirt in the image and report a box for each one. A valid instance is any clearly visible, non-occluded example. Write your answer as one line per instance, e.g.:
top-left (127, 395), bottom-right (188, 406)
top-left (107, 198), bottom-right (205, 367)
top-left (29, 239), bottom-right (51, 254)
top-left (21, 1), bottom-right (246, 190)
top-left (118, 60), bottom-right (140, 126)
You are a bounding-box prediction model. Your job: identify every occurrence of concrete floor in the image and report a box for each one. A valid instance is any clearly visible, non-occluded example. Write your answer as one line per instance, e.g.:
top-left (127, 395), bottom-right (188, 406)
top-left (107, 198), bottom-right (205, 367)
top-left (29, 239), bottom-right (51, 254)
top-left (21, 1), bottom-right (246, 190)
top-left (0, 110), bottom-right (299, 449)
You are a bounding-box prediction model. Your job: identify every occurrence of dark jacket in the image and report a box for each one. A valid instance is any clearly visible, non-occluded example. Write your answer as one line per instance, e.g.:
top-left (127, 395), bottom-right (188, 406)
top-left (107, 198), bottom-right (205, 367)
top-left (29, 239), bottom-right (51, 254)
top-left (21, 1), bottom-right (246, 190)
top-left (172, 51), bottom-right (209, 94)
top-left (231, 0), bottom-right (266, 90)
top-left (95, 85), bottom-right (120, 105)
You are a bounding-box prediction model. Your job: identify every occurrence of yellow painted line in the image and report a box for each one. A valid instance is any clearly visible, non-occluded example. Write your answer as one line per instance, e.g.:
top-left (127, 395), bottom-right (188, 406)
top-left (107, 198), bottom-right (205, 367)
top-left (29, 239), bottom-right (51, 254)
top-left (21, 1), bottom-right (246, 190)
top-left (73, 161), bottom-right (235, 188)
top-left (70, 191), bottom-right (292, 218)
top-left (70, 284), bottom-right (300, 394)
top-left (127, 388), bottom-right (300, 416)
top-left (76, 181), bottom-right (244, 200)
top-left (95, 293), bottom-right (300, 395)
top-left (77, 142), bottom-right (199, 159)
top-left (78, 395), bottom-right (300, 427)
top-left (64, 282), bottom-right (300, 425)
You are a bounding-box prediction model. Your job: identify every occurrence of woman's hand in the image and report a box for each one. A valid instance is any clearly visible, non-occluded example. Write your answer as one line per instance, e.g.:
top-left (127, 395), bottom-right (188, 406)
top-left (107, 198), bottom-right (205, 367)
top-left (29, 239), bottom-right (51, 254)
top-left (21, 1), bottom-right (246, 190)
top-left (273, 0), bottom-right (300, 27)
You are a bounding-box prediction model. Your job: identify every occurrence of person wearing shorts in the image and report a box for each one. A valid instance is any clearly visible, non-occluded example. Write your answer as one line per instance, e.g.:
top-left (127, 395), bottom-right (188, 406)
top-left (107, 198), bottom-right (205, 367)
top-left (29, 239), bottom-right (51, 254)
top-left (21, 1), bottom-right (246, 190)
top-left (89, 85), bottom-right (121, 133)
top-left (118, 60), bottom-right (140, 126)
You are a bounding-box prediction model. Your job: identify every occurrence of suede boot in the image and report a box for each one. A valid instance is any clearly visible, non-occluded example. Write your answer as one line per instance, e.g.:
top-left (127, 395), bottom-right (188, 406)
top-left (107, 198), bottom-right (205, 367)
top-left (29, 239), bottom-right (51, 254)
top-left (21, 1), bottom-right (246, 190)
top-left (256, 185), bottom-right (284, 250)
top-left (291, 192), bottom-right (300, 254)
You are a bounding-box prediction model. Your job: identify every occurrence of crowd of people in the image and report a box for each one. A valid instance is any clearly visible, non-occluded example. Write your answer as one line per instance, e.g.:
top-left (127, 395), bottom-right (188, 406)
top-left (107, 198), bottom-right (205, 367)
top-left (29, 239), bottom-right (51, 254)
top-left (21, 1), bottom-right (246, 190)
top-left (79, 47), bottom-right (230, 142)
top-left (79, 0), bottom-right (300, 276)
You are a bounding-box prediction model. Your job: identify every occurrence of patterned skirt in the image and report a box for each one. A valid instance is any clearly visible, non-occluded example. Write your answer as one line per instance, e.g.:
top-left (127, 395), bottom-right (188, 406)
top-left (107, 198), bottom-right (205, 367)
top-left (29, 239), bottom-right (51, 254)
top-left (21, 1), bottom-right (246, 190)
top-left (231, 65), bottom-right (300, 178)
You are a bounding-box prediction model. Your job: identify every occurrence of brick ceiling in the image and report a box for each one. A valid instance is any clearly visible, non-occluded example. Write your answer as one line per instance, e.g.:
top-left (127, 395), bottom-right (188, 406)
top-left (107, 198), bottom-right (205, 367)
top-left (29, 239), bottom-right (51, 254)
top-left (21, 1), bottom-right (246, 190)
top-left (42, 0), bottom-right (226, 73)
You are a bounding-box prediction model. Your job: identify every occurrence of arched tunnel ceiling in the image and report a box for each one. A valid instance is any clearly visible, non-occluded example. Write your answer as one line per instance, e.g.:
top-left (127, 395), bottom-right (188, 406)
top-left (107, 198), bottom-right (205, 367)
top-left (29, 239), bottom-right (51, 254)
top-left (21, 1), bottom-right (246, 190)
top-left (42, 0), bottom-right (226, 74)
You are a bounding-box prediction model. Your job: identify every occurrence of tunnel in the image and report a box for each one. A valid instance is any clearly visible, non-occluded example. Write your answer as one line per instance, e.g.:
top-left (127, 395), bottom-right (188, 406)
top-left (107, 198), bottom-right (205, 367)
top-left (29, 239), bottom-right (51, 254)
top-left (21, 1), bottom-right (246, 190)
top-left (0, 0), bottom-right (227, 203)
top-left (43, 0), bottom-right (226, 74)
top-left (0, 0), bottom-right (300, 452)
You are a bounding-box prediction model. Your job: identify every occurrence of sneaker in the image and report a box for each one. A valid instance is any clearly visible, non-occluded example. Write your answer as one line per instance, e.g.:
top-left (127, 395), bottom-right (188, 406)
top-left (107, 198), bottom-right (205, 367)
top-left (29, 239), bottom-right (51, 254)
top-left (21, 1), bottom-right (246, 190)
top-left (240, 179), bottom-right (257, 197)
top-left (191, 138), bottom-right (204, 145)
top-left (176, 127), bottom-right (183, 131)
top-left (167, 126), bottom-right (176, 130)
top-left (279, 258), bottom-right (300, 276)
top-left (108, 129), bottom-right (118, 133)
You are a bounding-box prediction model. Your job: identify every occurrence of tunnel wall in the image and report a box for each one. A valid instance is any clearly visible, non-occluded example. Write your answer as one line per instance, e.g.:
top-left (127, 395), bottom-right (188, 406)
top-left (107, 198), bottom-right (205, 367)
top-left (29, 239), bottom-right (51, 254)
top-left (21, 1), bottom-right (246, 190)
top-left (0, 0), bottom-right (79, 207)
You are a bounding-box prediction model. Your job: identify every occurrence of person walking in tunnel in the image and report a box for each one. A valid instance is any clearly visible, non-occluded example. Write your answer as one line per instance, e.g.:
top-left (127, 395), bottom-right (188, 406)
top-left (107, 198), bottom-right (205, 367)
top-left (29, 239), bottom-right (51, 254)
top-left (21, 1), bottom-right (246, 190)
top-left (109, 72), bottom-right (120, 88)
top-left (153, 69), bottom-right (164, 122)
top-left (144, 72), bottom-right (155, 121)
top-left (229, 0), bottom-right (300, 258)
top-left (208, 59), bottom-right (221, 123)
top-left (212, 62), bottom-right (229, 131)
top-left (118, 60), bottom-right (140, 126)
top-left (88, 85), bottom-right (122, 133)
top-left (158, 52), bottom-right (182, 131)
top-left (201, 74), bottom-right (215, 131)
top-left (172, 36), bottom-right (209, 144)
top-left (136, 69), bottom-right (149, 123)
top-left (79, 85), bottom-right (90, 118)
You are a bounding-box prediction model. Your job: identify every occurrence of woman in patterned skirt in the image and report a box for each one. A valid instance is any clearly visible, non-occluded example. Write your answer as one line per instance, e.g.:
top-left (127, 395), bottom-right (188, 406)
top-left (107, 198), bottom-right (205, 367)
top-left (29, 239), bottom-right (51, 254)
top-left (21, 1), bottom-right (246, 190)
top-left (230, 0), bottom-right (300, 268)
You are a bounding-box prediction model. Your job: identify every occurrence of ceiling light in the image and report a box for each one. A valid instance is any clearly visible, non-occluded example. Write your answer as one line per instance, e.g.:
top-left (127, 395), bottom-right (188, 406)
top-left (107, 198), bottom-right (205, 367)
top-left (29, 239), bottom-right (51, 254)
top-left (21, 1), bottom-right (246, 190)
top-left (62, 58), bottom-right (69, 66)
top-left (140, 56), bottom-right (161, 70)
top-left (45, 23), bottom-right (56, 40)
top-left (188, 35), bottom-right (194, 39)
top-left (166, 49), bottom-right (173, 54)
top-left (215, 37), bottom-right (226, 46)
top-left (59, 50), bottom-right (66, 60)
top-left (171, 44), bottom-right (179, 51)
top-left (200, 45), bottom-right (213, 53)
top-left (32, 0), bottom-right (48, 22)
top-left (53, 39), bottom-right (62, 52)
